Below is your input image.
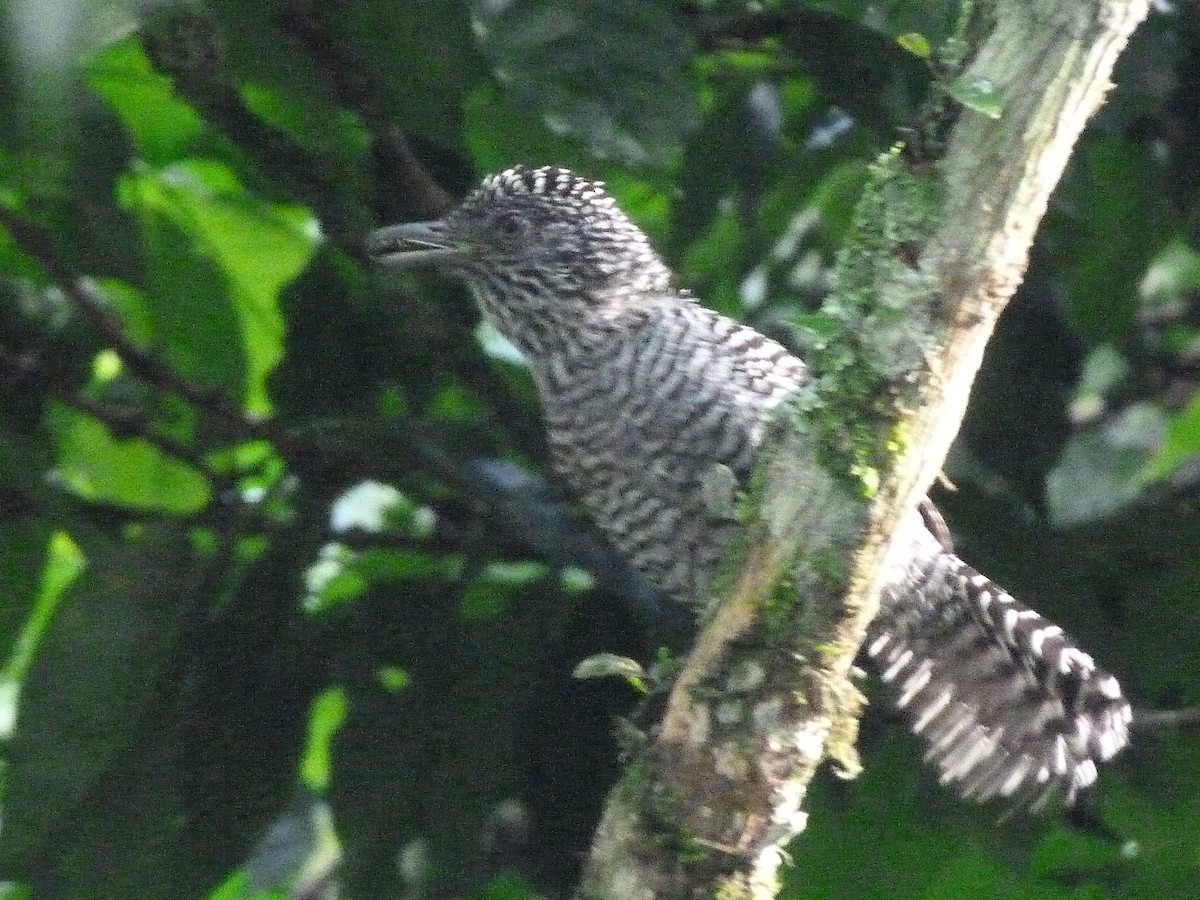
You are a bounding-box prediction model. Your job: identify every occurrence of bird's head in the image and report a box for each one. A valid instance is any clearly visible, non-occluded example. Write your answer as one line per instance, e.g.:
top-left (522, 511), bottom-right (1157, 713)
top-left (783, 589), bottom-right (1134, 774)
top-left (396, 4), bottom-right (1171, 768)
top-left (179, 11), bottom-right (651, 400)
top-left (367, 166), bottom-right (674, 354)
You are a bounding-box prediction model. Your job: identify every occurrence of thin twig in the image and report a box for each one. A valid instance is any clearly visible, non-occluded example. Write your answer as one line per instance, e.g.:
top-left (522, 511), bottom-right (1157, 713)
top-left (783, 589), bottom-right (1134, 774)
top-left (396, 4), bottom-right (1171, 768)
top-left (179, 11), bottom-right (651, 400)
top-left (0, 208), bottom-right (282, 444)
top-left (1134, 706), bottom-right (1200, 729)
top-left (376, 125), bottom-right (453, 217)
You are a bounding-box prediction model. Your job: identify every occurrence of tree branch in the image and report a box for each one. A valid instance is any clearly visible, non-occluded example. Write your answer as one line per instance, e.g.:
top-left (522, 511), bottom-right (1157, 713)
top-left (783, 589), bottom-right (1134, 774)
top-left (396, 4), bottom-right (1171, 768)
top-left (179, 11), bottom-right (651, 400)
top-left (580, 0), bottom-right (1151, 896)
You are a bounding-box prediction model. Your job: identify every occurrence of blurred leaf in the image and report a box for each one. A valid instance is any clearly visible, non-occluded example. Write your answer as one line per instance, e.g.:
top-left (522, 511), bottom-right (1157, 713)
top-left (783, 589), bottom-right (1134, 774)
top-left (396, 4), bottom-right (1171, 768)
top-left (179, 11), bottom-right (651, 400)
top-left (1140, 237), bottom-right (1200, 310)
top-left (471, 0), bottom-right (698, 165)
top-left (48, 403), bottom-right (210, 513)
top-left (948, 74), bottom-right (1005, 119)
top-left (473, 872), bottom-right (538, 900)
top-left (267, 0), bottom-right (487, 141)
top-left (559, 565), bottom-right (594, 594)
top-left (805, 0), bottom-right (958, 41)
top-left (87, 37), bottom-right (204, 164)
top-left (1070, 344), bottom-right (1130, 423)
top-left (208, 869), bottom-right (289, 900)
top-left (896, 32), bottom-right (932, 59)
top-left (1143, 390), bottom-right (1200, 483)
top-left (376, 666), bottom-right (409, 692)
top-left (0, 527), bottom-right (196, 881)
top-left (762, 10), bottom-right (933, 140)
top-left (115, 184), bottom-right (249, 396)
top-left (0, 150), bottom-right (71, 215)
top-left (1049, 135), bottom-right (1174, 342)
top-left (329, 480), bottom-right (436, 537)
top-left (238, 82), bottom-right (369, 162)
top-left (463, 82), bottom-right (588, 175)
top-left (1046, 403), bottom-right (1165, 526)
top-left (428, 381), bottom-right (485, 424)
top-left (572, 653), bottom-right (646, 692)
top-left (1030, 824), bottom-right (1134, 884)
top-left (94, 277), bottom-right (156, 345)
top-left (0, 505), bottom-right (53, 675)
top-left (301, 686), bottom-right (349, 793)
top-left (460, 560), bottom-right (549, 621)
top-left (119, 159), bottom-right (320, 414)
top-left (0, 531), bottom-right (84, 730)
top-left (305, 544), bottom-right (460, 615)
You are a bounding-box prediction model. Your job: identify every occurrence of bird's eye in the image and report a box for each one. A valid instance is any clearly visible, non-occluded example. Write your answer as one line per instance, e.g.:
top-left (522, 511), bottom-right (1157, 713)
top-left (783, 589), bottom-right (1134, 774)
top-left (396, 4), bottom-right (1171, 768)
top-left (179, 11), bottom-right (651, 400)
top-left (493, 213), bottom-right (527, 239)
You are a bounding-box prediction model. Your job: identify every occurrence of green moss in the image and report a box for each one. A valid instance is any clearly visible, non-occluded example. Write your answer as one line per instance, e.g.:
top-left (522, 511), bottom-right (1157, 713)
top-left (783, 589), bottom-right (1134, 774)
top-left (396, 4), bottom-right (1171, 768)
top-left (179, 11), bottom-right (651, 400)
top-left (633, 772), bottom-right (709, 864)
top-left (759, 571), bottom-right (796, 637)
top-left (789, 146), bottom-right (943, 496)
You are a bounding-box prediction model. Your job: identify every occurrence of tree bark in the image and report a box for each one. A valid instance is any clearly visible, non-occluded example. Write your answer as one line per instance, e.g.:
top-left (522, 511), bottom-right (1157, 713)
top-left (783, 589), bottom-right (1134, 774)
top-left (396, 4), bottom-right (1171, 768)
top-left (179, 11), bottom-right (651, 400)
top-left (579, 0), bottom-right (1151, 896)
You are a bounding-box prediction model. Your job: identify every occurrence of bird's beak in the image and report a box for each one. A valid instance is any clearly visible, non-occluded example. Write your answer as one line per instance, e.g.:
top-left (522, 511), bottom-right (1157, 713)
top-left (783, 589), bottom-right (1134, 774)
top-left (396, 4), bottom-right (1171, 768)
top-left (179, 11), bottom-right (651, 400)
top-left (365, 220), bottom-right (462, 268)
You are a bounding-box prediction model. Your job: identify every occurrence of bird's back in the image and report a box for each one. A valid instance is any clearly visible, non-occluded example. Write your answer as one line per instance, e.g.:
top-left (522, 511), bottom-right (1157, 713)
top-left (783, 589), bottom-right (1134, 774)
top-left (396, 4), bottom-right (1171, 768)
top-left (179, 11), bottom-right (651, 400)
top-left (531, 293), bottom-right (1130, 807)
top-left (536, 298), bottom-right (805, 606)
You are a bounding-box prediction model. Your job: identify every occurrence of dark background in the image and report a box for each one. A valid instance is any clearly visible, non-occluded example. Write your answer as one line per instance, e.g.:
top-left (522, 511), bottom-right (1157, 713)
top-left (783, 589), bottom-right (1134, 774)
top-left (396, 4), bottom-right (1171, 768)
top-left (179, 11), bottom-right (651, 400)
top-left (0, 1), bottom-right (1197, 898)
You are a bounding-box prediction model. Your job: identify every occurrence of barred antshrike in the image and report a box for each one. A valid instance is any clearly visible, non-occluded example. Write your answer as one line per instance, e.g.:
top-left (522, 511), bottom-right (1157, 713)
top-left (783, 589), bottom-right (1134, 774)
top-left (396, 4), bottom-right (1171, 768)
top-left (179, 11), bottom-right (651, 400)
top-left (367, 166), bottom-right (1131, 807)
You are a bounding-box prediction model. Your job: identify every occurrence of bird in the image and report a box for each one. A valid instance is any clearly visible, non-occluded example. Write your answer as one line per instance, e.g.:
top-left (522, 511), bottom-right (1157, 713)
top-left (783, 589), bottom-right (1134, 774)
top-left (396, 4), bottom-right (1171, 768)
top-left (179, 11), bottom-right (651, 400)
top-left (367, 165), bottom-right (1132, 808)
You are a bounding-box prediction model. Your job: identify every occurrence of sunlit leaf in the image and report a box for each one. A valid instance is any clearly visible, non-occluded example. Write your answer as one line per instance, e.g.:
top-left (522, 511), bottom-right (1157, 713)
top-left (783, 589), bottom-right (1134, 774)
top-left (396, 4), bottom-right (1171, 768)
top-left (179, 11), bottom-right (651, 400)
top-left (301, 686), bottom-right (349, 793)
top-left (896, 32), bottom-right (932, 59)
top-left (572, 652), bottom-right (647, 692)
top-left (119, 159), bottom-right (320, 414)
top-left (87, 37), bottom-right (204, 163)
top-left (947, 74), bottom-right (1005, 119)
top-left (48, 403), bottom-right (210, 513)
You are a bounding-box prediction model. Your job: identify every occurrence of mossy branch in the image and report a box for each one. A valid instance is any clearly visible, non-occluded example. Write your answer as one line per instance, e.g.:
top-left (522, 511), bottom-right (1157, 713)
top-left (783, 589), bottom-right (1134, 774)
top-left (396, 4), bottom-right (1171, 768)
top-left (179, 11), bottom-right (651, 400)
top-left (580, 0), bottom-right (1151, 896)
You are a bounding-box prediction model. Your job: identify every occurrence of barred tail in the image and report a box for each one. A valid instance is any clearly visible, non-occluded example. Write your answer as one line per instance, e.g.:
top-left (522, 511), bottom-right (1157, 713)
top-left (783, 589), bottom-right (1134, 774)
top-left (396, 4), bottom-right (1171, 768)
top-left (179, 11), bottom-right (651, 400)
top-left (868, 522), bottom-right (1132, 808)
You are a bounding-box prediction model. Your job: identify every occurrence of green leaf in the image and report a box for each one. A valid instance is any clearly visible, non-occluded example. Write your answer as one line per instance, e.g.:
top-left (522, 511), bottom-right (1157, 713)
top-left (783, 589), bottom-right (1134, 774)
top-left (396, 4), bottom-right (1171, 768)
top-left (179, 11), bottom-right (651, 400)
top-left (1, 531), bottom-right (85, 733)
top-left (0, 528), bottom-right (196, 881)
top-left (1141, 237), bottom-right (1200, 311)
top-left (305, 545), bottom-right (459, 614)
top-left (48, 403), bottom-right (210, 513)
top-left (460, 560), bottom-right (550, 621)
top-left (376, 666), bottom-right (410, 693)
top-left (463, 82), bottom-right (588, 176)
top-left (470, 0), bottom-right (698, 165)
top-left (230, 0), bottom-right (487, 143)
top-left (239, 82), bottom-right (370, 162)
top-left (572, 653), bottom-right (647, 692)
top-left (896, 32), bottom-right (932, 59)
top-left (947, 74), bottom-right (1005, 119)
top-left (472, 872), bottom-right (538, 900)
top-left (208, 869), bottom-right (288, 900)
top-left (1143, 390), bottom-right (1200, 483)
top-left (301, 686), bottom-right (349, 793)
top-left (330, 481), bottom-right (436, 537)
top-left (1047, 136), bottom-right (1173, 342)
top-left (86, 37), bottom-right (204, 164)
top-left (0, 150), bottom-right (71, 217)
top-left (1047, 404), bottom-right (1165, 525)
top-left (120, 160), bottom-right (320, 414)
top-left (0, 502), bottom-right (53, 677)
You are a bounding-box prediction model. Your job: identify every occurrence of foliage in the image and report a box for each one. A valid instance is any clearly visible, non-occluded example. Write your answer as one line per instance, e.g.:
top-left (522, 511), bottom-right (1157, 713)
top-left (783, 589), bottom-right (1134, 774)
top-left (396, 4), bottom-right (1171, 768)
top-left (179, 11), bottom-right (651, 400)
top-left (0, 1), bottom-right (1198, 898)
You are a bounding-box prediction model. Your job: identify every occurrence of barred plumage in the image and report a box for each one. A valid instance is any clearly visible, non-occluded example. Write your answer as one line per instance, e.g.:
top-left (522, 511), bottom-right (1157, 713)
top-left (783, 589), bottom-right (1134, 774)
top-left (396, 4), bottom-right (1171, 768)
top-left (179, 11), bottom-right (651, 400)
top-left (368, 165), bottom-right (1132, 807)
